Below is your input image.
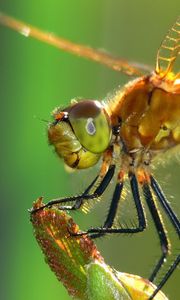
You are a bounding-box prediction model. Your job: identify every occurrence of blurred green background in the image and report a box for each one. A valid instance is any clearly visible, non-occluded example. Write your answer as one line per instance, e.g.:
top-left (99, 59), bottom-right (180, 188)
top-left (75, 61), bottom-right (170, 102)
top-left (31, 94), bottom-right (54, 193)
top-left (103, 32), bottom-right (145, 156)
top-left (0, 1), bottom-right (179, 299)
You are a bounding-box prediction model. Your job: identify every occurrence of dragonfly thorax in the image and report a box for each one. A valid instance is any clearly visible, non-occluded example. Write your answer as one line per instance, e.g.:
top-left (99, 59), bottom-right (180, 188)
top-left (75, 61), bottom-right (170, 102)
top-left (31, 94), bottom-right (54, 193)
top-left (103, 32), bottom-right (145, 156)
top-left (109, 76), bottom-right (180, 163)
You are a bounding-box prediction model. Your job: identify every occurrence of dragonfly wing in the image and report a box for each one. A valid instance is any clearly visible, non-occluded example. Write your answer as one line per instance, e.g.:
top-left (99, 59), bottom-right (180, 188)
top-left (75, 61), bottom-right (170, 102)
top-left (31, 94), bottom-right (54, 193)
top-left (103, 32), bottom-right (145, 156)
top-left (156, 16), bottom-right (180, 79)
top-left (0, 12), bottom-right (153, 76)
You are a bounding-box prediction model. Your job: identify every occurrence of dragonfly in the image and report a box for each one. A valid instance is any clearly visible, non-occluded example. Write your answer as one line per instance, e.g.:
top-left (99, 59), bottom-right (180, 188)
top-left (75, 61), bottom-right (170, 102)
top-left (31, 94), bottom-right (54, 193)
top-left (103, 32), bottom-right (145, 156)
top-left (0, 13), bottom-right (179, 300)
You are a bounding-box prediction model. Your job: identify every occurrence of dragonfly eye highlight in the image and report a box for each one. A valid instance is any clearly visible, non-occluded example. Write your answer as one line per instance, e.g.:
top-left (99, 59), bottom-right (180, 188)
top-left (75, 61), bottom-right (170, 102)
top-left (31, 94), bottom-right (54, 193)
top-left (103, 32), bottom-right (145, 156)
top-left (85, 118), bottom-right (96, 136)
top-left (69, 100), bottom-right (112, 153)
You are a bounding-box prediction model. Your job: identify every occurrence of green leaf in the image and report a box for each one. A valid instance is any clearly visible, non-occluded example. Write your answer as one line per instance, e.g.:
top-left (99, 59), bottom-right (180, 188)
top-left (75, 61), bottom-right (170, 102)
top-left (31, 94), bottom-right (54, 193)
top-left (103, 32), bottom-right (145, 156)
top-left (86, 261), bottom-right (131, 300)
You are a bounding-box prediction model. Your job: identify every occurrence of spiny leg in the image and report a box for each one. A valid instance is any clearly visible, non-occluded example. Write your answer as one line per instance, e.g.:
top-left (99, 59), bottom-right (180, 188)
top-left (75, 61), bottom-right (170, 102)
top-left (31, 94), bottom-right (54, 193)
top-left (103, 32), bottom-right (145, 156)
top-left (31, 164), bottom-right (115, 213)
top-left (73, 172), bottom-right (146, 236)
top-left (71, 163), bottom-right (116, 210)
top-left (142, 182), bottom-right (170, 282)
top-left (90, 180), bottom-right (124, 239)
top-left (150, 175), bottom-right (180, 236)
top-left (67, 174), bottom-right (99, 210)
top-left (148, 175), bottom-right (180, 299)
top-left (149, 254), bottom-right (180, 300)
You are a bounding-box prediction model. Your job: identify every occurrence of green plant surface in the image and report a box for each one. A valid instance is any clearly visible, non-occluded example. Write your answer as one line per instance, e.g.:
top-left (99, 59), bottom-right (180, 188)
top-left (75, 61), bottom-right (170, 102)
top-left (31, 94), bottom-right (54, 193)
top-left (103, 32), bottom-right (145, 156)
top-left (31, 198), bottom-right (168, 300)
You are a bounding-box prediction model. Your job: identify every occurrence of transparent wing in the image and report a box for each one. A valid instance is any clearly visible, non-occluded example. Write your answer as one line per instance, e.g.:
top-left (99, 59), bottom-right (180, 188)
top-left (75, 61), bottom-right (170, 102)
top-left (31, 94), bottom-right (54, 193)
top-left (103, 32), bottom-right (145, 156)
top-left (0, 12), bottom-right (152, 76)
top-left (156, 16), bottom-right (180, 79)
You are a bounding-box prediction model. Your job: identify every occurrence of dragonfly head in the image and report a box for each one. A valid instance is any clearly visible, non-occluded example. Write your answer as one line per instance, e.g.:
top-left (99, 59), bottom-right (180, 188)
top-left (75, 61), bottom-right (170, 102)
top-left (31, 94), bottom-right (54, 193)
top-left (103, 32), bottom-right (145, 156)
top-left (48, 100), bottom-right (112, 169)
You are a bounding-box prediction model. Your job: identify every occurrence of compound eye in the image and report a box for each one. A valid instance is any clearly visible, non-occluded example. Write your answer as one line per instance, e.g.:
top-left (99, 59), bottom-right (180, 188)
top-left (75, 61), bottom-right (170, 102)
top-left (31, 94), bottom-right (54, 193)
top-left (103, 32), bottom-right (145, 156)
top-left (69, 100), bottom-right (111, 153)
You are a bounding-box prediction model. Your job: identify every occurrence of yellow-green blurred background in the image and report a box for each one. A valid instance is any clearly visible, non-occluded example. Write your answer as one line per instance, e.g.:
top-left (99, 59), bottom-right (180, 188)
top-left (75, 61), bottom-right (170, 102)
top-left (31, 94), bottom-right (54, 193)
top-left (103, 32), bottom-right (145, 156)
top-left (0, 1), bottom-right (179, 300)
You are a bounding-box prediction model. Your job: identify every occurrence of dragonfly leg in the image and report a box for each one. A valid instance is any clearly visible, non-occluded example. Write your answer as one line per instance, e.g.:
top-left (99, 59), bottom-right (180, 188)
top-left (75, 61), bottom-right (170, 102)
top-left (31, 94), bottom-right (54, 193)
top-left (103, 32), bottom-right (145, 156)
top-left (150, 175), bottom-right (180, 236)
top-left (90, 181), bottom-right (124, 239)
top-left (73, 172), bottom-right (147, 236)
top-left (142, 182), bottom-right (170, 282)
top-left (148, 254), bottom-right (180, 300)
top-left (61, 163), bottom-right (116, 211)
top-left (147, 176), bottom-right (180, 299)
top-left (31, 164), bottom-right (115, 213)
